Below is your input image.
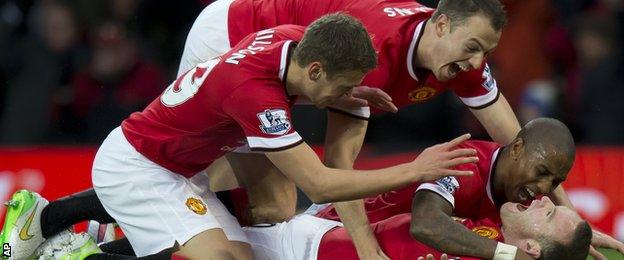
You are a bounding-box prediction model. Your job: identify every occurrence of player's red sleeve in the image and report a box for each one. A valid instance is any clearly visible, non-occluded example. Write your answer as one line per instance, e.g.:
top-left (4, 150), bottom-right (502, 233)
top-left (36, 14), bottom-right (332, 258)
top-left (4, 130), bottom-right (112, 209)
top-left (222, 84), bottom-right (303, 151)
top-left (447, 62), bottom-right (500, 109)
top-left (171, 254), bottom-right (188, 260)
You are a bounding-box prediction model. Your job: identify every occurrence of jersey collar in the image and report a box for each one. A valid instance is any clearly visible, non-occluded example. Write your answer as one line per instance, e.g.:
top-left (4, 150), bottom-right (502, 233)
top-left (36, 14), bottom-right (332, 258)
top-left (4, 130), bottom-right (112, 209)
top-left (406, 19), bottom-right (427, 81)
top-left (486, 148), bottom-right (500, 206)
top-left (279, 40), bottom-right (295, 82)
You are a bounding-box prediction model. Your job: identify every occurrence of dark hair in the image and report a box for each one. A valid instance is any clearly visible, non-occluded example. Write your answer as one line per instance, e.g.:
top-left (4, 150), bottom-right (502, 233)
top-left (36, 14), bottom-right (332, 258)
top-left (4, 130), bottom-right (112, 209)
top-left (431, 0), bottom-right (507, 32)
top-left (537, 220), bottom-right (592, 260)
top-left (293, 13), bottom-right (377, 79)
top-left (517, 117), bottom-right (576, 170)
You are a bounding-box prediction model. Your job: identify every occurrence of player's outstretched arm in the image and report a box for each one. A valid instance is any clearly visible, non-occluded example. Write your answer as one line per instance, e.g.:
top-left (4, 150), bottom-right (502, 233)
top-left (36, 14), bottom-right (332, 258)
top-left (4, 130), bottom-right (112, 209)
top-left (470, 94), bottom-right (520, 145)
top-left (409, 191), bottom-right (533, 260)
top-left (324, 111), bottom-right (389, 259)
top-left (265, 134), bottom-right (477, 204)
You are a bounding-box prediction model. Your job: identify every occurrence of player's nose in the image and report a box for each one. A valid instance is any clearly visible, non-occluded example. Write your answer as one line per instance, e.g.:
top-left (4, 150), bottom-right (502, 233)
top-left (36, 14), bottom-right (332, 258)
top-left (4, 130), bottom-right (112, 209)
top-left (468, 53), bottom-right (484, 70)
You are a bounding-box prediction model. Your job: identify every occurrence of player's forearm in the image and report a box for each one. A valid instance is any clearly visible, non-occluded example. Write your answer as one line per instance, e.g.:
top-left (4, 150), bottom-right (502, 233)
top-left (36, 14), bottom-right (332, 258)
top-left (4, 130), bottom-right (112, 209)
top-left (550, 185), bottom-right (576, 210)
top-left (410, 210), bottom-right (498, 259)
top-left (470, 94), bottom-right (521, 145)
top-left (307, 164), bottom-right (415, 203)
top-left (334, 200), bottom-right (384, 258)
top-left (324, 113), bottom-right (384, 258)
top-left (323, 111), bottom-right (367, 168)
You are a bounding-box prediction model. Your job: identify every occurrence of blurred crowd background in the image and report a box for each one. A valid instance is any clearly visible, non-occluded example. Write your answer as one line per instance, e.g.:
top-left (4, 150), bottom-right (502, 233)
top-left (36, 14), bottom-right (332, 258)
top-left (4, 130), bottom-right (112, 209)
top-left (0, 0), bottom-right (622, 151)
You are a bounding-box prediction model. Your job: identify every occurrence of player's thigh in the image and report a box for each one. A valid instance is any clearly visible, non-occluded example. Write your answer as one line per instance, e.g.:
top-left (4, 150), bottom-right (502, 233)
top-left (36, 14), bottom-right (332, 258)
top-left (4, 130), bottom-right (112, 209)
top-left (92, 127), bottom-right (249, 256)
top-left (177, 228), bottom-right (253, 260)
top-left (226, 152), bottom-right (297, 223)
top-left (205, 156), bottom-right (240, 192)
top-left (189, 174), bottom-right (251, 244)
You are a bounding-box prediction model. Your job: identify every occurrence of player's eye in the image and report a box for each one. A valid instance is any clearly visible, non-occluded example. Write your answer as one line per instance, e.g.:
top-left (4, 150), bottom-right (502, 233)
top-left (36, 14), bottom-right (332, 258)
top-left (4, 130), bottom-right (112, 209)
top-left (546, 210), bottom-right (552, 217)
top-left (465, 45), bottom-right (479, 53)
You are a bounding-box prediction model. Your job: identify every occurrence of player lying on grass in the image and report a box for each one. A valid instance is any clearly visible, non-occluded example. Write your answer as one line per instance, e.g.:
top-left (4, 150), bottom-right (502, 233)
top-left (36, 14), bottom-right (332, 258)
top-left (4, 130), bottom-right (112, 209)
top-left (12, 196), bottom-right (590, 260)
top-left (0, 14), bottom-right (479, 260)
top-left (239, 196), bottom-right (591, 260)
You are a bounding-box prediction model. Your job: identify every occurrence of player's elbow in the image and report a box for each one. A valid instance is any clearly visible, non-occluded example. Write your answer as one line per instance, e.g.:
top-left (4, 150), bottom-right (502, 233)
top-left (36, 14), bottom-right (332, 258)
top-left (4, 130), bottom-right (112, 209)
top-left (305, 186), bottom-right (333, 204)
top-left (409, 218), bottom-right (431, 240)
top-left (409, 208), bottom-right (436, 240)
top-left (299, 179), bottom-right (333, 204)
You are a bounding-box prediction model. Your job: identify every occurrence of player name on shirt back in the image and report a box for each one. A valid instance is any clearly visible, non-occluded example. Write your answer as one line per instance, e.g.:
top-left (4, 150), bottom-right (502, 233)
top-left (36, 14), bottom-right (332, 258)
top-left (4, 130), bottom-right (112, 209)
top-left (226, 29), bottom-right (276, 65)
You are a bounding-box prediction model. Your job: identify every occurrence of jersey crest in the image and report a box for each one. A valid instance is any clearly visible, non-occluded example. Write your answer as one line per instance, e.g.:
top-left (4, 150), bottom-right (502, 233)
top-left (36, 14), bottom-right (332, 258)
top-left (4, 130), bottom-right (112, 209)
top-left (408, 86), bottom-right (436, 102)
top-left (472, 226), bottom-right (500, 239)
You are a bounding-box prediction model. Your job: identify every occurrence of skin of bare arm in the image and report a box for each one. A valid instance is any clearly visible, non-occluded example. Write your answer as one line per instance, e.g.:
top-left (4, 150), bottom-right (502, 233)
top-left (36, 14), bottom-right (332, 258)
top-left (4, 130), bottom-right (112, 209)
top-left (265, 134), bottom-right (477, 204)
top-left (324, 111), bottom-right (389, 259)
top-left (409, 191), bottom-right (533, 260)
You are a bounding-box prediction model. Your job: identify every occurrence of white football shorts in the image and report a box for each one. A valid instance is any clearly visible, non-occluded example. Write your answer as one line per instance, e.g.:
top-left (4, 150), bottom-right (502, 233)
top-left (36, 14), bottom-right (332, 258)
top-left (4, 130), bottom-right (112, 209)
top-left (243, 214), bottom-right (342, 260)
top-left (177, 0), bottom-right (235, 76)
top-left (92, 127), bottom-right (249, 256)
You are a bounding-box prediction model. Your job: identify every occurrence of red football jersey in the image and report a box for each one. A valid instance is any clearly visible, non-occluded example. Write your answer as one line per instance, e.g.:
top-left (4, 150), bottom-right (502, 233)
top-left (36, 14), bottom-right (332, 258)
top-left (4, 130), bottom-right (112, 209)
top-left (318, 213), bottom-right (503, 260)
top-left (227, 0), bottom-right (500, 115)
top-left (315, 140), bottom-right (502, 223)
top-left (122, 25), bottom-right (306, 177)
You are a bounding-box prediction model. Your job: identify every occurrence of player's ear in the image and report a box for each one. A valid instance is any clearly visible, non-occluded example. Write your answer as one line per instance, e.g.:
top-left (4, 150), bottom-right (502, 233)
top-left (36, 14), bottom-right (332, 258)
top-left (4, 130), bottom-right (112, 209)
top-left (435, 13), bottom-right (450, 37)
top-left (519, 239), bottom-right (541, 258)
top-left (510, 138), bottom-right (524, 161)
top-left (308, 62), bottom-right (323, 81)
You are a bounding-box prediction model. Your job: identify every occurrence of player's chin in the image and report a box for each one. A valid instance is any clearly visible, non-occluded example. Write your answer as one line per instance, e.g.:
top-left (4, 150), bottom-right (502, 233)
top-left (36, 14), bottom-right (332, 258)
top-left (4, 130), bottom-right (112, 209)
top-left (500, 202), bottom-right (515, 214)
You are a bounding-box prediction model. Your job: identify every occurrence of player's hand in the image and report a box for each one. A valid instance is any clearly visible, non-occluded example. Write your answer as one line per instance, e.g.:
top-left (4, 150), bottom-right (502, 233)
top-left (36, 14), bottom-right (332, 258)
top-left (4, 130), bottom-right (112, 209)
top-left (345, 86), bottom-right (398, 113)
top-left (410, 134), bottom-right (477, 182)
top-left (588, 229), bottom-right (624, 259)
top-left (417, 253), bottom-right (449, 260)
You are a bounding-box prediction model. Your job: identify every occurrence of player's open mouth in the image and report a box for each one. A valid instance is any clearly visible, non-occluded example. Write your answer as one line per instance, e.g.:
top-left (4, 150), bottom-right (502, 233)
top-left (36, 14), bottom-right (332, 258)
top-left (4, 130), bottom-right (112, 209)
top-left (448, 63), bottom-right (466, 78)
top-left (516, 203), bottom-right (528, 212)
top-left (519, 186), bottom-right (536, 203)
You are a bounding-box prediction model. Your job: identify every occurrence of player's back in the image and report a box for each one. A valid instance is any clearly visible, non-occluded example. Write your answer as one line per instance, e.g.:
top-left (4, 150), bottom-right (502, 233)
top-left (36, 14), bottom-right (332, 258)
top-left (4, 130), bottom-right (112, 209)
top-left (122, 25), bottom-right (305, 177)
top-left (228, 0), bottom-right (455, 109)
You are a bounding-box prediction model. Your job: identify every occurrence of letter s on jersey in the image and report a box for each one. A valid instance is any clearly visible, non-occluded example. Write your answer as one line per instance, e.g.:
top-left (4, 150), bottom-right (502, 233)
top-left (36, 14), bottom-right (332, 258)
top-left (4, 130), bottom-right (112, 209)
top-left (161, 58), bottom-right (219, 107)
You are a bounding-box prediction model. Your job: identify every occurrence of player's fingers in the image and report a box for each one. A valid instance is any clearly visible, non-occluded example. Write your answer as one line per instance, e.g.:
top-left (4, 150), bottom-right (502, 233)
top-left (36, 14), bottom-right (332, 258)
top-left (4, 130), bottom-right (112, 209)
top-left (348, 96), bottom-right (369, 107)
top-left (351, 86), bottom-right (386, 100)
top-left (441, 254), bottom-right (449, 260)
top-left (385, 101), bottom-right (398, 113)
top-left (589, 245), bottom-right (607, 260)
top-left (353, 86), bottom-right (392, 101)
top-left (417, 257), bottom-right (424, 260)
top-left (373, 87), bottom-right (393, 101)
top-left (444, 156), bottom-right (479, 168)
top-left (609, 239), bottom-right (624, 254)
top-left (446, 148), bottom-right (478, 159)
top-left (371, 100), bottom-right (398, 113)
top-left (442, 169), bottom-right (474, 177)
top-left (426, 254), bottom-right (435, 260)
top-left (444, 134), bottom-right (472, 148)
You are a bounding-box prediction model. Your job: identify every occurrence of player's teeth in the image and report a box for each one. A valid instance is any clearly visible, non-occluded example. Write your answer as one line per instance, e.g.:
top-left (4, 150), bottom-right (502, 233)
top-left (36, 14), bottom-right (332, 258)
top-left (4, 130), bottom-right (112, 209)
top-left (526, 188), bottom-right (535, 198)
